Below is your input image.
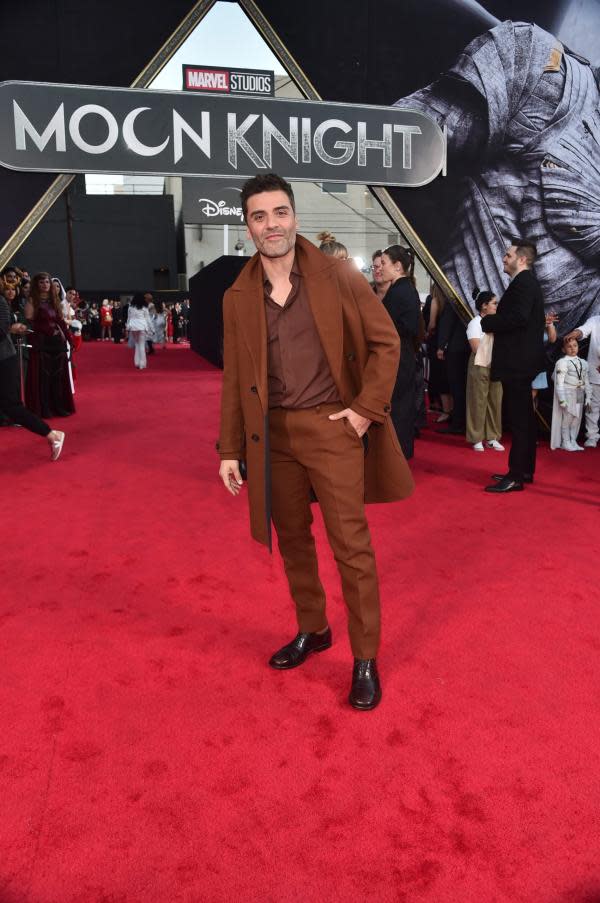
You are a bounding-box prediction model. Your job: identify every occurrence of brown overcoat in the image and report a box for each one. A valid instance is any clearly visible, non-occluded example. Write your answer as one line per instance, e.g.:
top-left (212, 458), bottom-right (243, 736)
top-left (217, 234), bottom-right (414, 548)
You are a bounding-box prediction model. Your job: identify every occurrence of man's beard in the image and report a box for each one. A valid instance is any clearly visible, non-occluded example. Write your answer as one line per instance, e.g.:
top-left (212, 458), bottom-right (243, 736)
top-left (256, 232), bottom-right (295, 258)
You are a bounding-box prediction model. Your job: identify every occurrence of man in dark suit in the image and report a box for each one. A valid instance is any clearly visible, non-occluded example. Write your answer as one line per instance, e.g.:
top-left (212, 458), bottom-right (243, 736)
top-left (480, 240), bottom-right (545, 493)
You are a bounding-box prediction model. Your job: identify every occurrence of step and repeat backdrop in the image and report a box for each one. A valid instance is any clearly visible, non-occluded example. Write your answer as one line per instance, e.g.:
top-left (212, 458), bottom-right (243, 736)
top-left (0, 0), bottom-right (598, 329)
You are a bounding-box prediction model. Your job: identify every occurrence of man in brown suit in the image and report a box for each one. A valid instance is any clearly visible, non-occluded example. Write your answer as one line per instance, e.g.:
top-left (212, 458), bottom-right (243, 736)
top-left (217, 173), bottom-right (413, 710)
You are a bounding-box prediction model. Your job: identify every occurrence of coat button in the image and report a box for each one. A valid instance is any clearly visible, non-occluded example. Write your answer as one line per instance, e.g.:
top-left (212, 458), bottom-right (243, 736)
top-left (215, 441), bottom-right (220, 450)
top-left (383, 404), bottom-right (391, 413)
top-left (250, 385), bottom-right (258, 393)
top-left (251, 434), bottom-right (260, 442)
top-left (347, 352), bottom-right (356, 361)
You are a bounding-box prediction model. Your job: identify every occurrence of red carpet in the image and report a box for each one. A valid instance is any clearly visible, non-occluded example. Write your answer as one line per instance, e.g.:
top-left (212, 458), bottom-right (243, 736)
top-left (2, 342), bottom-right (600, 903)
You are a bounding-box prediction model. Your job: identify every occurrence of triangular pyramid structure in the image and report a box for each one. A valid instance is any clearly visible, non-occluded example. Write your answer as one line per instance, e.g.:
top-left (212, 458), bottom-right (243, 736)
top-left (0, 0), bottom-right (462, 311)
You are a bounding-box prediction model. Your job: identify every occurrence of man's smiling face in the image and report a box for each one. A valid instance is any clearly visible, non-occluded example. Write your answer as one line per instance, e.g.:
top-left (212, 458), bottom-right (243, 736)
top-left (245, 190), bottom-right (297, 259)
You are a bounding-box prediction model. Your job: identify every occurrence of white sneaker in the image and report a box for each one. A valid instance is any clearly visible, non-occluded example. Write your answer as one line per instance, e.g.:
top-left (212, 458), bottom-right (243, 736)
top-left (584, 438), bottom-right (597, 447)
top-left (473, 441), bottom-right (484, 451)
top-left (486, 440), bottom-right (505, 451)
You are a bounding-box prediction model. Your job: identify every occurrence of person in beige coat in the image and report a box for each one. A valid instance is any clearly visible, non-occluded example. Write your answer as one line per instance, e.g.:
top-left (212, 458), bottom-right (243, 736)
top-left (217, 174), bottom-right (413, 710)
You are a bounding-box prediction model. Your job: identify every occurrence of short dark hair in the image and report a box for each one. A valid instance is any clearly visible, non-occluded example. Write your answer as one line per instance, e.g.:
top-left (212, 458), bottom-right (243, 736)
top-left (241, 173), bottom-right (295, 221)
top-left (372, 250), bottom-right (383, 261)
top-left (512, 239), bottom-right (537, 267)
top-left (472, 287), bottom-right (495, 312)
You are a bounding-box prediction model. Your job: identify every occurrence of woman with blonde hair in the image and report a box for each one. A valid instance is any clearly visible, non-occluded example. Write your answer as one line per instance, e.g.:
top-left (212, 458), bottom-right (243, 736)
top-left (317, 231), bottom-right (348, 259)
top-left (100, 299), bottom-right (113, 341)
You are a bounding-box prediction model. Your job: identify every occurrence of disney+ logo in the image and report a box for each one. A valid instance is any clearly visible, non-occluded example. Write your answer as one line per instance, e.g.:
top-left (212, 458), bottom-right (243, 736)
top-left (197, 198), bottom-right (243, 220)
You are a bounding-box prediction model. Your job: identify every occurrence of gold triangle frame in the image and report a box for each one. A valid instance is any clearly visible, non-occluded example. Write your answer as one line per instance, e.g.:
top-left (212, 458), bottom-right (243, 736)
top-left (0, 0), bottom-right (219, 271)
top-left (0, 0), bottom-right (469, 321)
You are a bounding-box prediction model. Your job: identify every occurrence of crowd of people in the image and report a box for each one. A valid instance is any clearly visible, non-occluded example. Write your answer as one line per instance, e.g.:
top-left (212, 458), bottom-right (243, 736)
top-left (372, 244), bottom-right (599, 467)
top-left (69, 294), bottom-right (191, 345)
top-left (0, 264), bottom-right (193, 457)
top-left (2, 236), bottom-right (599, 473)
top-left (317, 233), bottom-right (600, 470)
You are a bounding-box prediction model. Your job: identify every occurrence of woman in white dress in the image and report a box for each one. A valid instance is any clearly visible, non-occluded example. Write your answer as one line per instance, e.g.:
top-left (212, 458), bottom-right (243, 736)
top-left (151, 300), bottom-right (167, 350)
top-left (126, 294), bottom-right (154, 370)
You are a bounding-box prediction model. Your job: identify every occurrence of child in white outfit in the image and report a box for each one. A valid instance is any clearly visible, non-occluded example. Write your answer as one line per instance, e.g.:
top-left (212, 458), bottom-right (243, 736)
top-left (550, 337), bottom-right (591, 451)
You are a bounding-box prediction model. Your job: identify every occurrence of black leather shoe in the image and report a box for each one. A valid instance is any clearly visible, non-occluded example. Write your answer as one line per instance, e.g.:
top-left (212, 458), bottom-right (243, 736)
top-left (485, 476), bottom-right (524, 493)
top-left (269, 628), bottom-right (332, 670)
top-left (491, 473), bottom-right (533, 484)
top-left (349, 658), bottom-right (381, 710)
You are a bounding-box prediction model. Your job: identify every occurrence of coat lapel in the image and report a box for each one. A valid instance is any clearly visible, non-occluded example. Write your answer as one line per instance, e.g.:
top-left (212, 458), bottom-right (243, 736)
top-left (304, 267), bottom-right (344, 390)
top-left (231, 256), bottom-right (268, 411)
top-left (296, 236), bottom-right (344, 390)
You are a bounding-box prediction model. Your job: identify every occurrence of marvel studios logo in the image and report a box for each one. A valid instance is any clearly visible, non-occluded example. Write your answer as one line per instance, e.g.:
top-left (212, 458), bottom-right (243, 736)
top-left (182, 65), bottom-right (275, 96)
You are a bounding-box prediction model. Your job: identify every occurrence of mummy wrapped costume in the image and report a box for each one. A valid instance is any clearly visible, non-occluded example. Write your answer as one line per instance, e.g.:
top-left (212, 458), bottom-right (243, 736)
top-left (550, 355), bottom-right (591, 450)
top-left (396, 21), bottom-right (600, 330)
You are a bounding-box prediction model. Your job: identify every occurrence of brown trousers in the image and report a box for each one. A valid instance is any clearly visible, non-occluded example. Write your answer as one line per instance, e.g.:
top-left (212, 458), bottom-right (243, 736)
top-left (269, 403), bottom-right (380, 659)
top-left (465, 355), bottom-right (503, 444)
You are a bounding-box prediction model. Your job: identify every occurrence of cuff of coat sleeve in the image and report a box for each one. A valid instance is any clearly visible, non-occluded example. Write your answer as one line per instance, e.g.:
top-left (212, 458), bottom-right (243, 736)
top-left (216, 440), bottom-right (243, 460)
top-left (350, 400), bottom-right (387, 424)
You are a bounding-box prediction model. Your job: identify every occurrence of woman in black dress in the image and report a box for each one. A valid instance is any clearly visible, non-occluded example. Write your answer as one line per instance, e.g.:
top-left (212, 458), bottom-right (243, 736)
top-left (25, 273), bottom-right (75, 418)
top-left (172, 302), bottom-right (183, 343)
top-left (379, 246), bottom-right (421, 459)
top-left (88, 302), bottom-right (101, 341)
top-left (111, 301), bottom-right (124, 343)
top-left (425, 283), bottom-right (453, 421)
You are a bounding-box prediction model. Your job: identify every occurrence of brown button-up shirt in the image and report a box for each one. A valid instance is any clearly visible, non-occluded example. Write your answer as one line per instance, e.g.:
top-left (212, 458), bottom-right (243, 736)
top-left (264, 260), bottom-right (340, 409)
